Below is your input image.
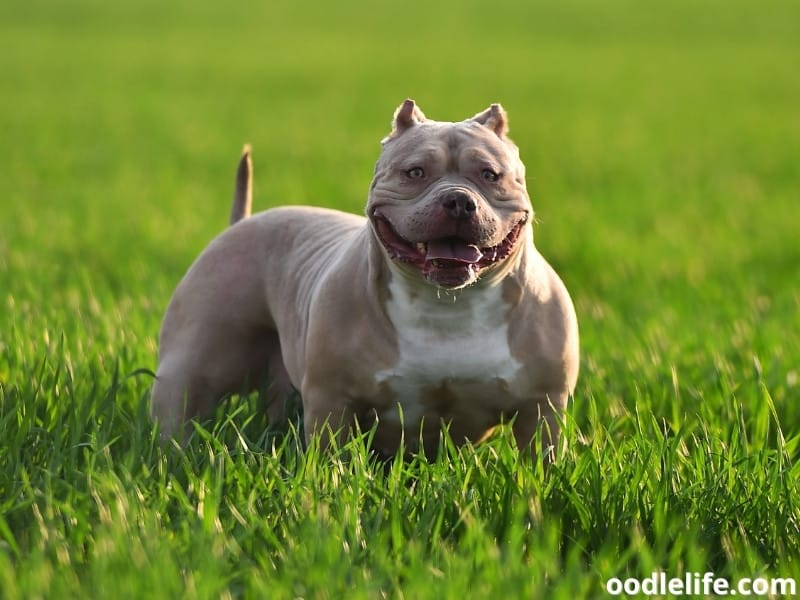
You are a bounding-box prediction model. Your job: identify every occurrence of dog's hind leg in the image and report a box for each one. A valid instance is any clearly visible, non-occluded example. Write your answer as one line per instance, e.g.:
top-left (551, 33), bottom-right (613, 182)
top-left (260, 332), bottom-right (298, 425)
top-left (150, 319), bottom-right (275, 442)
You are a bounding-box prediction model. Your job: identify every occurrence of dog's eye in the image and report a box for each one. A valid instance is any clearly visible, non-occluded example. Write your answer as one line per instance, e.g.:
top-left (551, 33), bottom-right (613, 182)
top-left (481, 169), bottom-right (500, 182)
top-left (406, 167), bottom-right (425, 179)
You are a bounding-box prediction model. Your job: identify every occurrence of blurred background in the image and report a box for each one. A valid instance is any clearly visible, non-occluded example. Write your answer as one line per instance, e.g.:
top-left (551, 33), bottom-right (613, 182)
top-left (1, 0), bottom-right (798, 423)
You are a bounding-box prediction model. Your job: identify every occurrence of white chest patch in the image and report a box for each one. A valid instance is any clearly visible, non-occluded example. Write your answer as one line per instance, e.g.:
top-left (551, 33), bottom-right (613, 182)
top-left (375, 277), bottom-right (522, 425)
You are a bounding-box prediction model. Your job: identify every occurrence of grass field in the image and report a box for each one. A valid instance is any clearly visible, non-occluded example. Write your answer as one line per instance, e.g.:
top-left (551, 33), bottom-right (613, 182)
top-left (1, 0), bottom-right (799, 597)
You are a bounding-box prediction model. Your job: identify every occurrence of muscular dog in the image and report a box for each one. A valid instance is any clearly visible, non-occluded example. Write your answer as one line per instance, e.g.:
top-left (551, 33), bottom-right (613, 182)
top-left (151, 100), bottom-right (579, 459)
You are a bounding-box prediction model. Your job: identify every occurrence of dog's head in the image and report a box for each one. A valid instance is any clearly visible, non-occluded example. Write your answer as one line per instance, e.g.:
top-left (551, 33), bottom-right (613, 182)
top-left (368, 99), bottom-right (532, 289)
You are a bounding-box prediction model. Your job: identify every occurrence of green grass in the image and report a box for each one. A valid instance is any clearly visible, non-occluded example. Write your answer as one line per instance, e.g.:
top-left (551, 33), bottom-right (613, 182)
top-left (1, 0), bottom-right (799, 597)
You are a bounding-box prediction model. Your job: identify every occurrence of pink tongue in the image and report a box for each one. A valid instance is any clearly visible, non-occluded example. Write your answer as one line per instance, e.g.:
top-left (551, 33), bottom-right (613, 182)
top-left (426, 240), bottom-right (484, 264)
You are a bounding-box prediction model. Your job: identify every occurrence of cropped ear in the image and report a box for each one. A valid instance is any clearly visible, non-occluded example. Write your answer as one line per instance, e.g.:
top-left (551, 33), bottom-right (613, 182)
top-left (470, 103), bottom-right (509, 138)
top-left (388, 99), bottom-right (427, 138)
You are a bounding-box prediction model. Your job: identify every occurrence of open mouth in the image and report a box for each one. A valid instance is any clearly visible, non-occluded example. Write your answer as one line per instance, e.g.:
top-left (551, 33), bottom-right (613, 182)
top-left (373, 214), bottom-right (524, 287)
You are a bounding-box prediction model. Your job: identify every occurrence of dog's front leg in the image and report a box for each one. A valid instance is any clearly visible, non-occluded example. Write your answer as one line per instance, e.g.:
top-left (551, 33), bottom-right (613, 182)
top-left (301, 387), bottom-right (357, 451)
top-left (511, 393), bottom-right (567, 465)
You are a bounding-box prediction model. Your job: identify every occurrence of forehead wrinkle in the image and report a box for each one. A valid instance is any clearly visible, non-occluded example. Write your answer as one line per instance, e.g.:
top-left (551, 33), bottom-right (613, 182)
top-left (385, 139), bottom-right (431, 167)
top-left (454, 125), bottom-right (511, 160)
top-left (445, 125), bottom-right (471, 172)
top-left (402, 144), bottom-right (446, 169)
top-left (462, 146), bottom-right (501, 166)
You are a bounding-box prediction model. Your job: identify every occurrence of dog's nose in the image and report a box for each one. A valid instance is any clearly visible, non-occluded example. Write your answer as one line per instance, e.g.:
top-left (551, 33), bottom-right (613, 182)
top-left (441, 190), bottom-right (477, 220)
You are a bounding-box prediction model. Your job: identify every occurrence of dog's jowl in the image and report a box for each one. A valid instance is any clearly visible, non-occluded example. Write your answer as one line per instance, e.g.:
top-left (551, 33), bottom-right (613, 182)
top-left (150, 100), bottom-right (579, 459)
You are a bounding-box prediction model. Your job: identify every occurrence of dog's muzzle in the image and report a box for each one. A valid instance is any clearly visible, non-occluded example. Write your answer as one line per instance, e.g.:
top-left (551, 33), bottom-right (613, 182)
top-left (372, 210), bottom-right (526, 288)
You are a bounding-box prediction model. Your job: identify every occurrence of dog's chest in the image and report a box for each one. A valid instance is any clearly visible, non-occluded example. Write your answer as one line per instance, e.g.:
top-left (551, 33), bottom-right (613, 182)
top-left (373, 280), bottom-right (522, 427)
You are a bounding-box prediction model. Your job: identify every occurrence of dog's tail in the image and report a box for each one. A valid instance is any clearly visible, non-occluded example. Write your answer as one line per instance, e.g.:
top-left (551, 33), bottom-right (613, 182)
top-left (230, 144), bottom-right (253, 225)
